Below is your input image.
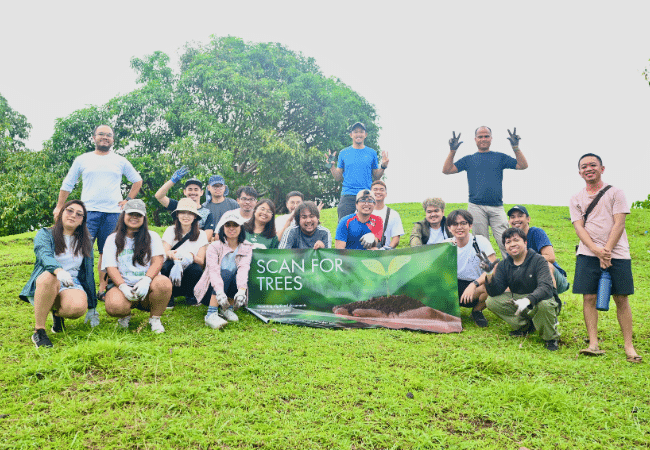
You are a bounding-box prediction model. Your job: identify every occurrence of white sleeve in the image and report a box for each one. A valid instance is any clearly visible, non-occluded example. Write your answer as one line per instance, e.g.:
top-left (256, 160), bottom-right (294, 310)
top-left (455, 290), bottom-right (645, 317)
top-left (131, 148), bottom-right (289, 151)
top-left (149, 231), bottom-right (165, 257)
top-left (476, 235), bottom-right (496, 256)
top-left (60, 156), bottom-right (83, 192)
top-left (196, 230), bottom-right (209, 247)
top-left (386, 210), bottom-right (405, 238)
top-left (100, 234), bottom-right (118, 269)
top-left (122, 157), bottom-right (142, 183)
top-left (162, 227), bottom-right (176, 246)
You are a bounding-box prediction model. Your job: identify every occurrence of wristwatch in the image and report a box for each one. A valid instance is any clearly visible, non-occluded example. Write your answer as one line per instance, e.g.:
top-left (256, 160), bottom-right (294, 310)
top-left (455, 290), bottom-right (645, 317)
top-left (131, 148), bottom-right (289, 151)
top-left (472, 280), bottom-right (480, 287)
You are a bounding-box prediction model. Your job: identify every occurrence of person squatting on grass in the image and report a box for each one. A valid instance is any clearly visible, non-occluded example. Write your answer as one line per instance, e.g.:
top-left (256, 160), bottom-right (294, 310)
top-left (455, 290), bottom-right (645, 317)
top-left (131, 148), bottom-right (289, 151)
top-left (160, 198), bottom-right (209, 309)
top-left (20, 200), bottom-right (98, 348)
top-left (570, 153), bottom-right (642, 363)
top-left (194, 211), bottom-right (252, 329)
top-left (279, 201), bottom-right (332, 250)
top-left (243, 199), bottom-right (280, 249)
top-left (484, 227), bottom-right (561, 351)
top-left (101, 200), bottom-right (172, 334)
top-left (444, 209), bottom-right (496, 328)
top-left (410, 197), bottom-right (451, 247)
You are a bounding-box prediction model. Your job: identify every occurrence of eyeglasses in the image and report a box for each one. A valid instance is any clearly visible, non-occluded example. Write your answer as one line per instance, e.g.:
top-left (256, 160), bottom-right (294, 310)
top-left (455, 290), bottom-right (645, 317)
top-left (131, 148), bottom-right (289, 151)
top-left (357, 198), bottom-right (376, 204)
top-left (211, 184), bottom-right (225, 189)
top-left (450, 221), bottom-right (469, 227)
top-left (239, 197), bottom-right (256, 203)
top-left (257, 207), bottom-right (272, 214)
top-left (64, 208), bottom-right (84, 218)
top-left (95, 132), bottom-right (114, 138)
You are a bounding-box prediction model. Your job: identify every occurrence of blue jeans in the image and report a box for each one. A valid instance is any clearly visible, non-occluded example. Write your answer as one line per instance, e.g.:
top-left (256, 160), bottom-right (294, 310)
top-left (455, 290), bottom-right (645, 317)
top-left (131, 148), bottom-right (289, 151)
top-left (86, 211), bottom-right (120, 253)
top-left (199, 267), bottom-right (238, 305)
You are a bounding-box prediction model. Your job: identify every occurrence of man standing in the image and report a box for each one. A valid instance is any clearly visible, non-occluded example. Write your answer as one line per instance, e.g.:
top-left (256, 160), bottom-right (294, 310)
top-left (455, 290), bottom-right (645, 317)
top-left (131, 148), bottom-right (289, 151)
top-left (335, 190), bottom-right (383, 250)
top-left (485, 228), bottom-right (561, 351)
top-left (442, 126), bottom-right (528, 256)
top-left (370, 181), bottom-right (404, 249)
top-left (507, 205), bottom-right (569, 293)
top-left (279, 201), bottom-right (332, 250)
top-left (570, 153), bottom-right (641, 362)
top-left (54, 125), bottom-right (142, 299)
top-left (327, 122), bottom-right (389, 220)
top-left (275, 191), bottom-right (304, 239)
top-left (410, 198), bottom-right (451, 246)
top-left (154, 167), bottom-right (215, 240)
top-left (203, 175), bottom-right (238, 233)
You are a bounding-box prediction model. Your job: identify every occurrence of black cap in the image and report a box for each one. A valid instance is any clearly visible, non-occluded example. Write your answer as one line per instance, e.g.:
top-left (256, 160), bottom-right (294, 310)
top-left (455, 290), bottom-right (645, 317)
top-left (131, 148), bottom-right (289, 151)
top-left (507, 205), bottom-right (529, 217)
top-left (184, 178), bottom-right (203, 189)
top-left (349, 122), bottom-right (366, 132)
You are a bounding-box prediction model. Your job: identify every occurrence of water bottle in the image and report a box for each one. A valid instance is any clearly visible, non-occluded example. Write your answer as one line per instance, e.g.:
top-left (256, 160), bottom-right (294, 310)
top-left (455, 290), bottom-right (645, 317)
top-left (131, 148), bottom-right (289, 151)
top-left (596, 269), bottom-right (611, 311)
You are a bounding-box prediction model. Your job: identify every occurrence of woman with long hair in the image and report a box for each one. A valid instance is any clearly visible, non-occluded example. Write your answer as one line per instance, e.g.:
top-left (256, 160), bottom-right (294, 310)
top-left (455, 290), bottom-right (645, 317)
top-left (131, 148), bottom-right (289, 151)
top-left (160, 198), bottom-right (209, 308)
top-left (243, 199), bottom-right (279, 249)
top-left (101, 200), bottom-right (172, 333)
top-left (194, 210), bottom-right (252, 328)
top-left (20, 200), bottom-right (97, 348)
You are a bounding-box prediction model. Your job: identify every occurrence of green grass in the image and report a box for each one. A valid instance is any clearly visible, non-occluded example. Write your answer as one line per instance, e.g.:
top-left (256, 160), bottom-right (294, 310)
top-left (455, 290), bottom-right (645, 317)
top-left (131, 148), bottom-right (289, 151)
top-left (1, 203), bottom-right (649, 449)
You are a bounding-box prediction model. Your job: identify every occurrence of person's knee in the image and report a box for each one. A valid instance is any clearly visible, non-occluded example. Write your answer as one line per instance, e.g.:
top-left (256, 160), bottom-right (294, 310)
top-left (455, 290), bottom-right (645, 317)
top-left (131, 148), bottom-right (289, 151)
top-left (612, 295), bottom-right (630, 308)
top-left (36, 271), bottom-right (59, 289)
top-left (105, 289), bottom-right (131, 316)
top-left (583, 294), bottom-right (597, 307)
top-left (61, 297), bottom-right (87, 319)
top-left (151, 275), bottom-right (172, 295)
top-left (485, 296), bottom-right (496, 311)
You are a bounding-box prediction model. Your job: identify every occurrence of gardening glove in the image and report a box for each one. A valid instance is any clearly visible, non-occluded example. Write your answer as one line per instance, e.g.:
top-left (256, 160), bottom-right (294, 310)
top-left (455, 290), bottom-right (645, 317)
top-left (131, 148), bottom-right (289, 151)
top-left (133, 276), bottom-right (152, 300)
top-left (449, 131), bottom-right (463, 151)
top-left (478, 251), bottom-right (499, 274)
top-left (360, 232), bottom-right (377, 249)
top-left (169, 260), bottom-right (183, 287)
top-left (514, 297), bottom-right (531, 316)
top-left (119, 283), bottom-right (138, 302)
top-left (56, 270), bottom-right (74, 287)
top-left (324, 149), bottom-right (337, 171)
top-left (178, 252), bottom-right (194, 269)
top-left (84, 308), bottom-right (100, 327)
top-left (507, 127), bottom-right (521, 149)
top-left (170, 165), bottom-right (189, 184)
top-left (216, 291), bottom-right (229, 308)
top-left (233, 289), bottom-right (247, 308)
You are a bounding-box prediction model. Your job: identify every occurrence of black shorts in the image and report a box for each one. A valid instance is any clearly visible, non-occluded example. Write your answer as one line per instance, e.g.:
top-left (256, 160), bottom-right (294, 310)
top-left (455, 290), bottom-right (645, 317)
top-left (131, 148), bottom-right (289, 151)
top-left (572, 255), bottom-right (634, 296)
top-left (457, 279), bottom-right (480, 308)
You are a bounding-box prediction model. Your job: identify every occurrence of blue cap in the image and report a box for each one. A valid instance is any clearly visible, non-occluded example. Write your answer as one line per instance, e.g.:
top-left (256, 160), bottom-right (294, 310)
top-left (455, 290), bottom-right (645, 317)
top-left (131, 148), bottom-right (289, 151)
top-left (507, 205), bottom-right (529, 217)
top-left (208, 175), bottom-right (225, 186)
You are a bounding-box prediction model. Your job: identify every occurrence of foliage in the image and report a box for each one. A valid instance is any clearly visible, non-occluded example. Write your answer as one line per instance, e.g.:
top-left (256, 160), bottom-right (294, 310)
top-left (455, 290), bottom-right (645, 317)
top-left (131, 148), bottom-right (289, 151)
top-left (1, 204), bottom-right (649, 449)
top-left (632, 194), bottom-right (650, 210)
top-left (0, 92), bottom-right (31, 154)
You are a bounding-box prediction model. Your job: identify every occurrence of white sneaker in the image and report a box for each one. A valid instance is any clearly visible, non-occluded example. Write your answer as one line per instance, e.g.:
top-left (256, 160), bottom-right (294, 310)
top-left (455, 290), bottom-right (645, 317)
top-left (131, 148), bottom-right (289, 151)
top-left (220, 307), bottom-right (239, 322)
top-left (117, 315), bottom-right (131, 329)
top-left (149, 317), bottom-right (165, 334)
top-left (205, 313), bottom-right (227, 329)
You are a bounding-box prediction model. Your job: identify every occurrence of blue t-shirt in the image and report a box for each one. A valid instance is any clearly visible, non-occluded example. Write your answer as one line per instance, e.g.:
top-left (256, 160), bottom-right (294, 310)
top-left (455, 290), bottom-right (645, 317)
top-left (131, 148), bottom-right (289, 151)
top-left (527, 226), bottom-right (566, 276)
top-left (335, 213), bottom-right (383, 250)
top-left (455, 151), bottom-right (517, 206)
top-left (337, 146), bottom-right (379, 196)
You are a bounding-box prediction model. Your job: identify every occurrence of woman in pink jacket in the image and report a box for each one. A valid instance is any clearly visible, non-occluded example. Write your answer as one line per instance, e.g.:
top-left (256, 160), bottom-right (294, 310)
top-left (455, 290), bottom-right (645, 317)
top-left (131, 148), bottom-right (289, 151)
top-left (194, 211), bottom-right (252, 329)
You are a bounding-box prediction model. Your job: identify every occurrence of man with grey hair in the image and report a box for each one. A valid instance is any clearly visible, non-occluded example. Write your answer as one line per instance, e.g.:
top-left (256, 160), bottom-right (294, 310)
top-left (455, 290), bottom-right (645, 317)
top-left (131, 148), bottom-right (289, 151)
top-left (410, 197), bottom-right (451, 246)
top-left (442, 126), bottom-right (528, 256)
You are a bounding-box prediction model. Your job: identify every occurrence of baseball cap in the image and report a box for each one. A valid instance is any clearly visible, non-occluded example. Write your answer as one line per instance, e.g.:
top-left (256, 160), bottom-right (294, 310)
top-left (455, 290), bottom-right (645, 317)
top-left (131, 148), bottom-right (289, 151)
top-left (208, 175), bottom-right (225, 186)
top-left (184, 178), bottom-right (203, 189)
top-left (349, 122), bottom-right (366, 132)
top-left (124, 199), bottom-right (147, 216)
top-left (507, 205), bottom-right (529, 217)
top-left (355, 189), bottom-right (376, 203)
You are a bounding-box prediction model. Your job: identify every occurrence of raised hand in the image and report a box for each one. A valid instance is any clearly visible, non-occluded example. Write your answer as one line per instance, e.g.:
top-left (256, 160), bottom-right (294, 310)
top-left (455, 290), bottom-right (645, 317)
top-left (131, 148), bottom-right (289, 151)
top-left (325, 149), bottom-right (337, 167)
top-left (478, 251), bottom-right (499, 274)
top-left (507, 128), bottom-right (521, 148)
top-left (171, 165), bottom-right (190, 184)
top-left (381, 151), bottom-right (389, 168)
top-left (449, 132), bottom-right (463, 151)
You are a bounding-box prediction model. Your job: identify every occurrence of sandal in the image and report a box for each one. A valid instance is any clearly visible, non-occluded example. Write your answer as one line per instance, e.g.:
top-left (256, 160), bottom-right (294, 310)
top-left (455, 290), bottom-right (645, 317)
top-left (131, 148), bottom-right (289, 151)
top-left (626, 355), bottom-right (643, 364)
top-left (579, 347), bottom-right (605, 356)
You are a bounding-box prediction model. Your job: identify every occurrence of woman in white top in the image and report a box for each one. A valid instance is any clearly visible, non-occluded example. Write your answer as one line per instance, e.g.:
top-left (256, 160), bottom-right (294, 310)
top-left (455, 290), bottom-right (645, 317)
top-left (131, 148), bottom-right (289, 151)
top-left (161, 198), bottom-right (209, 308)
top-left (102, 199), bottom-right (172, 333)
top-left (20, 200), bottom-right (97, 348)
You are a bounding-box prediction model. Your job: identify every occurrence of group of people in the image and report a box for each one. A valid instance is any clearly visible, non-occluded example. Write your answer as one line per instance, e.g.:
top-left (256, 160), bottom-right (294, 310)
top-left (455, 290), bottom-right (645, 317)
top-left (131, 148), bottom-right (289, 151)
top-left (20, 123), bottom-right (641, 364)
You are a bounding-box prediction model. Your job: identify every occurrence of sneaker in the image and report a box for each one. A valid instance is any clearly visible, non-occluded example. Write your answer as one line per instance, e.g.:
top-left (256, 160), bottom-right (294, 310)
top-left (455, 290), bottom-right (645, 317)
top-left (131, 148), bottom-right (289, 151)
top-left (509, 322), bottom-right (535, 337)
top-left (167, 297), bottom-right (175, 310)
top-left (149, 317), bottom-right (165, 334)
top-left (51, 312), bottom-right (65, 333)
top-left (205, 312), bottom-right (227, 329)
top-left (32, 329), bottom-right (53, 348)
top-left (185, 296), bottom-right (200, 307)
top-left (220, 307), bottom-right (239, 322)
top-left (84, 309), bottom-right (100, 328)
top-left (470, 310), bottom-right (488, 328)
top-left (117, 315), bottom-right (131, 329)
top-left (545, 339), bottom-right (559, 351)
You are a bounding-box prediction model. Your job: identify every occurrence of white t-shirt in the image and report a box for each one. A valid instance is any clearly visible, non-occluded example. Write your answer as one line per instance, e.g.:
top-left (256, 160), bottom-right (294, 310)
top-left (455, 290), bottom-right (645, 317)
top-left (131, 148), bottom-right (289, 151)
top-left (101, 230), bottom-right (164, 286)
top-left (373, 206), bottom-right (404, 244)
top-left (275, 214), bottom-right (294, 236)
top-left (162, 227), bottom-right (209, 258)
top-left (426, 227), bottom-right (446, 245)
top-left (61, 151), bottom-right (142, 213)
top-left (55, 235), bottom-right (84, 278)
top-left (447, 233), bottom-right (495, 281)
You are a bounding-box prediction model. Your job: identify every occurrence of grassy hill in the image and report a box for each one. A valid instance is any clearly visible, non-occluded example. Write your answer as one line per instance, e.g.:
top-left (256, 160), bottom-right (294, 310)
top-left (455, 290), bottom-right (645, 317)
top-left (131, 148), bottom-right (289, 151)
top-left (1, 203), bottom-right (649, 449)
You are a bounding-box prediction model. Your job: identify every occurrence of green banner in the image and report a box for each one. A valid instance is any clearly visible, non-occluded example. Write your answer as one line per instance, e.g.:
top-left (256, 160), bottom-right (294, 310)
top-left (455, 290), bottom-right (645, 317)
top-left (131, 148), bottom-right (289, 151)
top-left (247, 243), bottom-right (461, 333)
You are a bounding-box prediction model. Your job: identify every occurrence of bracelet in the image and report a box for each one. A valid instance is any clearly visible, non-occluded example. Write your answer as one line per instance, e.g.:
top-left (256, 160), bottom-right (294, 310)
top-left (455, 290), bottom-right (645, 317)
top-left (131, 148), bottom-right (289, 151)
top-left (126, 196), bottom-right (133, 201)
top-left (381, 164), bottom-right (388, 169)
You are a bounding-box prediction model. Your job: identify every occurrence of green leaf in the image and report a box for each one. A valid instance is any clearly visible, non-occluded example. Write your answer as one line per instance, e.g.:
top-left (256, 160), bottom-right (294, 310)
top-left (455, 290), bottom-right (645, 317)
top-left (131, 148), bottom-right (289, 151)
top-left (361, 259), bottom-right (386, 277)
top-left (387, 255), bottom-right (411, 276)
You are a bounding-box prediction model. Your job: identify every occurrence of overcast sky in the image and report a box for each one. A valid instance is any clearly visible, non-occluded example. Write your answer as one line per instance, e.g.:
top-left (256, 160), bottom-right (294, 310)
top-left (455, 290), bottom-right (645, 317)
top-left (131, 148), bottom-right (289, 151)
top-left (2, 0), bottom-right (649, 207)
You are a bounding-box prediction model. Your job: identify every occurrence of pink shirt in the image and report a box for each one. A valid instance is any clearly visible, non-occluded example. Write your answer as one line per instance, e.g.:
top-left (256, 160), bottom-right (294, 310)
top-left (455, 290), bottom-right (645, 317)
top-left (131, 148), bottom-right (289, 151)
top-left (193, 240), bottom-right (253, 301)
top-left (569, 183), bottom-right (630, 259)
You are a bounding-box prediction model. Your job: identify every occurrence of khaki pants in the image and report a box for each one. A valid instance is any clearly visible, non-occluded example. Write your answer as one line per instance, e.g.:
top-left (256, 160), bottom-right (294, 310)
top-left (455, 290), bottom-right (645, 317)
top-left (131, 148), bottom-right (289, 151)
top-left (467, 203), bottom-right (508, 257)
top-left (486, 292), bottom-right (560, 341)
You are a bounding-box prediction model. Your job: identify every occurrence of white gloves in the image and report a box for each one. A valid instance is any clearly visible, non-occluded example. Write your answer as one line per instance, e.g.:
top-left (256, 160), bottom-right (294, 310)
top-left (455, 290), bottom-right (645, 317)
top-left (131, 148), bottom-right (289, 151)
top-left (119, 283), bottom-right (138, 301)
top-left (178, 252), bottom-right (194, 269)
top-left (514, 298), bottom-right (531, 315)
top-left (360, 232), bottom-right (377, 249)
top-left (56, 270), bottom-right (74, 287)
top-left (133, 276), bottom-right (152, 299)
top-left (215, 291), bottom-right (229, 308)
top-left (169, 260), bottom-right (183, 286)
top-left (234, 289), bottom-right (247, 308)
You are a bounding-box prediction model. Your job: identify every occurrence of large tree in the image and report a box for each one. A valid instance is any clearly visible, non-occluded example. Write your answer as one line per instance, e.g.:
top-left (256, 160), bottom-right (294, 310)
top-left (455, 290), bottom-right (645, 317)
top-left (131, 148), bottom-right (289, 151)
top-left (44, 36), bottom-right (381, 226)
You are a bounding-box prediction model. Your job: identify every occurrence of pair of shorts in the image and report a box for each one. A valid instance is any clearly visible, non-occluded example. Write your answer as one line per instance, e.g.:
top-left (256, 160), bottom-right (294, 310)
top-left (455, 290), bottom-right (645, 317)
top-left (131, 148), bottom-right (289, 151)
top-left (457, 279), bottom-right (480, 308)
top-left (106, 280), bottom-right (151, 312)
top-left (86, 212), bottom-right (120, 253)
top-left (59, 277), bottom-right (84, 293)
top-left (573, 255), bottom-right (634, 296)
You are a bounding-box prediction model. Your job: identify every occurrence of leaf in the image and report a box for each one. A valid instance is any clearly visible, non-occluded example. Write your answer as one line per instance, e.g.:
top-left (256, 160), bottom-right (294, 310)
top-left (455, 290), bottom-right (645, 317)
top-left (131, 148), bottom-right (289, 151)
top-left (387, 255), bottom-right (411, 276)
top-left (361, 259), bottom-right (386, 277)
